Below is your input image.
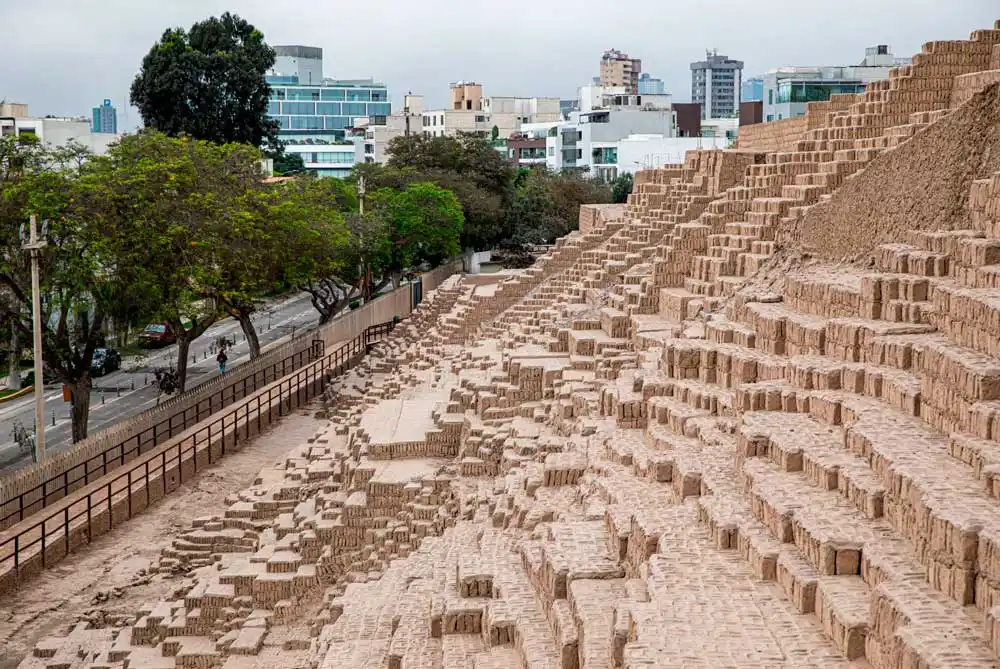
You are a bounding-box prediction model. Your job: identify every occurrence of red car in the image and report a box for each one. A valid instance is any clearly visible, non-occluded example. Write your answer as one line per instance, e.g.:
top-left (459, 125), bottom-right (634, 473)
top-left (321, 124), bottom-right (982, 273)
top-left (138, 323), bottom-right (177, 347)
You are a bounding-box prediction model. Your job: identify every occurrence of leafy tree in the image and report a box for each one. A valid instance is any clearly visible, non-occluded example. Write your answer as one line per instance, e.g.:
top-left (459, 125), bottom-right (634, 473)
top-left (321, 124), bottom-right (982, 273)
top-left (0, 137), bottom-right (122, 442)
top-left (130, 12), bottom-right (279, 151)
top-left (213, 179), bottom-right (349, 356)
top-left (612, 172), bottom-right (634, 204)
top-left (370, 182), bottom-right (463, 286)
top-left (505, 168), bottom-right (612, 246)
top-left (273, 151), bottom-right (306, 176)
top-left (85, 131), bottom-right (263, 392)
top-left (384, 134), bottom-right (514, 250)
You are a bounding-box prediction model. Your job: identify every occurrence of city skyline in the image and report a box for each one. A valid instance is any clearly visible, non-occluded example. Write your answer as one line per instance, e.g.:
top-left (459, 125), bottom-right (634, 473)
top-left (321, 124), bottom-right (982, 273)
top-left (0, 0), bottom-right (996, 128)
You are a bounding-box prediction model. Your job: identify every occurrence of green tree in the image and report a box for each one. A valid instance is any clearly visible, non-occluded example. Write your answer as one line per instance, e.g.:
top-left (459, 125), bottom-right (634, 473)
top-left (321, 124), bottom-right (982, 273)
top-left (505, 168), bottom-right (612, 246)
top-left (612, 172), bottom-right (634, 204)
top-left (384, 134), bottom-right (514, 250)
top-left (130, 12), bottom-right (279, 151)
top-left (272, 152), bottom-right (306, 176)
top-left (85, 131), bottom-right (263, 392)
top-left (371, 182), bottom-right (463, 287)
top-left (214, 179), bottom-right (349, 355)
top-left (0, 137), bottom-right (125, 442)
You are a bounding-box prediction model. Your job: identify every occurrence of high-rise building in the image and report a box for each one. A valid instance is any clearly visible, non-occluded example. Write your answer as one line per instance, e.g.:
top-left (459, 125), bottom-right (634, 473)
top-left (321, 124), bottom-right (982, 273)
top-left (741, 77), bottom-right (764, 102)
top-left (266, 45), bottom-right (390, 178)
top-left (92, 99), bottom-right (117, 134)
top-left (638, 73), bottom-right (665, 96)
top-left (690, 50), bottom-right (743, 120)
top-left (762, 45), bottom-right (908, 122)
top-left (600, 49), bottom-right (642, 93)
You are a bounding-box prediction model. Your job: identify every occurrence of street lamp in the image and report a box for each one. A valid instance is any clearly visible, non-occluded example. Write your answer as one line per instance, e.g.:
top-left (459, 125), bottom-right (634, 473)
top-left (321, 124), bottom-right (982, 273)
top-left (20, 214), bottom-right (47, 463)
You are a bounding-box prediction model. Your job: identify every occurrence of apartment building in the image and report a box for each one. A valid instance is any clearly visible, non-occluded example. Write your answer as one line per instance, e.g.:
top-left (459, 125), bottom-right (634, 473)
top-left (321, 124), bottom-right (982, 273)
top-left (691, 49), bottom-right (743, 120)
top-left (600, 49), bottom-right (642, 93)
top-left (421, 82), bottom-right (561, 140)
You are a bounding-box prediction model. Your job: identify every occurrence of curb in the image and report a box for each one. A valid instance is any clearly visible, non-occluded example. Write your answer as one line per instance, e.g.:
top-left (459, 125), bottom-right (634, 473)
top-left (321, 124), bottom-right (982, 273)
top-left (0, 385), bottom-right (34, 405)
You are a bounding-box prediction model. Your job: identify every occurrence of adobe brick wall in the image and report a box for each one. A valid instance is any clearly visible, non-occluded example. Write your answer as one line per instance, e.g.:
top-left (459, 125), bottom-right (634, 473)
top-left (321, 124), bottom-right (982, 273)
top-left (0, 263), bottom-right (463, 528)
top-left (579, 204), bottom-right (626, 235)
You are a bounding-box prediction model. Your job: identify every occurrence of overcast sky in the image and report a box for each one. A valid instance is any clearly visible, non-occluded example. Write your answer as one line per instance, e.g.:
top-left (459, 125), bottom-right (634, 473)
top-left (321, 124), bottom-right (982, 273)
top-left (1, 1), bottom-right (997, 128)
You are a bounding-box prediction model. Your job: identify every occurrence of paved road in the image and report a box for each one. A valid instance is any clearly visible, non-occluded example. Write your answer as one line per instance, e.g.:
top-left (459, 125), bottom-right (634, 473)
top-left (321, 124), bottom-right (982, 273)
top-left (0, 292), bottom-right (321, 475)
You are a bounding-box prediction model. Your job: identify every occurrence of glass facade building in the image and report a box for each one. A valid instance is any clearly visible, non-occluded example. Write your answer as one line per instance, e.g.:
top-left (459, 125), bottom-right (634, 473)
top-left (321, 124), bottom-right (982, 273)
top-left (267, 76), bottom-right (390, 138)
top-left (266, 46), bottom-right (390, 177)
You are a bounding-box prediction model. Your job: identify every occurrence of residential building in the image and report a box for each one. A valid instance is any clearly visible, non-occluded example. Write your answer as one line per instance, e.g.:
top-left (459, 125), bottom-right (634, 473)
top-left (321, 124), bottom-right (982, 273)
top-left (266, 45), bottom-right (390, 177)
top-left (0, 103), bottom-right (119, 154)
top-left (741, 77), bottom-right (764, 102)
top-left (533, 84), bottom-right (677, 181)
top-left (363, 93), bottom-right (425, 163)
top-left (559, 99), bottom-right (579, 119)
top-left (762, 45), bottom-right (910, 122)
top-left (506, 131), bottom-right (547, 166)
top-left (421, 82), bottom-right (561, 140)
top-left (637, 73), bottom-right (665, 95)
top-left (91, 99), bottom-right (117, 134)
top-left (690, 49), bottom-right (743, 120)
top-left (600, 49), bottom-right (642, 93)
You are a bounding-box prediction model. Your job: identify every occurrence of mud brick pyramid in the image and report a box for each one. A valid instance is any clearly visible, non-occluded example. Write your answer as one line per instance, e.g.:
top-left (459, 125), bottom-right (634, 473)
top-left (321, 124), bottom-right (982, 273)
top-left (17, 19), bottom-right (1000, 669)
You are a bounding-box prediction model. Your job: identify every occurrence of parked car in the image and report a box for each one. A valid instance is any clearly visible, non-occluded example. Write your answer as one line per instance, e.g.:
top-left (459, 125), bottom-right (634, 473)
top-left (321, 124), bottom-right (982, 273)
top-left (90, 348), bottom-right (122, 377)
top-left (139, 323), bottom-right (176, 347)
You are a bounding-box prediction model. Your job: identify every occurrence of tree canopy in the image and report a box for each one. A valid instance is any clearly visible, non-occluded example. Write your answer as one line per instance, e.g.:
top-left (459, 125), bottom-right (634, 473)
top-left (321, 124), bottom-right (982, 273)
top-left (130, 12), bottom-right (279, 151)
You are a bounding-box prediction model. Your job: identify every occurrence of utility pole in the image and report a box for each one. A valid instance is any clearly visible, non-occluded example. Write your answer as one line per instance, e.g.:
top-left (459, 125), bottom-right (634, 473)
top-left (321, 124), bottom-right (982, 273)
top-left (22, 214), bottom-right (47, 463)
top-left (356, 176), bottom-right (370, 300)
top-left (404, 104), bottom-right (411, 137)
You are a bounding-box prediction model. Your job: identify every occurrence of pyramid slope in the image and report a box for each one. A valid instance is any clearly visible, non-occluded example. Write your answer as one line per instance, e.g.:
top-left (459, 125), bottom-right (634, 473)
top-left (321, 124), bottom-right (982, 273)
top-left (781, 82), bottom-right (1000, 261)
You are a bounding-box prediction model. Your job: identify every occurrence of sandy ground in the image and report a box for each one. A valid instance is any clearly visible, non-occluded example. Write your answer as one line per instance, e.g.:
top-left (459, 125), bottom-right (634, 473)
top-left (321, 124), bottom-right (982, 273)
top-left (0, 407), bottom-right (322, 669)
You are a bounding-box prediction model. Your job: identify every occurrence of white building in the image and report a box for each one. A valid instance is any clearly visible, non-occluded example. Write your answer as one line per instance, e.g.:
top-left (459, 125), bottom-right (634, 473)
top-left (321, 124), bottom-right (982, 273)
top-left (532, 84), bottom-right (678, 181)
top-left (762, 45), bottom-right (911, 122)
top-left (617, 134), bottom-right (729, 173)
top-left (363, 94), bottom-right (425, 163)
top-left (420, 82), bottom-right (562, 140)
top-left (0, 103), bottom-right (121, 154)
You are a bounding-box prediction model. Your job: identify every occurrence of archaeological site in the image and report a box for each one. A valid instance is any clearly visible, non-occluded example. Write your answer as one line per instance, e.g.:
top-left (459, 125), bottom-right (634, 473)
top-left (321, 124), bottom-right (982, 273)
top-left (6, 17), bottom-right (1000, 669)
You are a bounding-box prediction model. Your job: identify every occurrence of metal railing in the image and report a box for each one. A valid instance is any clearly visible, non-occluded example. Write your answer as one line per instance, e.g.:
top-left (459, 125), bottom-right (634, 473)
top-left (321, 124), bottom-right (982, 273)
top-left (0, 320), bottom-right (397, 556)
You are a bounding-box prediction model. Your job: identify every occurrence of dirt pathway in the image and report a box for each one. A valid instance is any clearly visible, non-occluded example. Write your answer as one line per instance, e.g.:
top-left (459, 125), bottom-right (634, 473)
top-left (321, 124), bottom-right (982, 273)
top-left (0, 408), bottom-right (321, 669)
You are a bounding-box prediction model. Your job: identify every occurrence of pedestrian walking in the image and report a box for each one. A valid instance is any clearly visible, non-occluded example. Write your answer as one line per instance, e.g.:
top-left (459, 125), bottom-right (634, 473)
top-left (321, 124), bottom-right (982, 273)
top-left (217, 350), bottom-right (228, 374)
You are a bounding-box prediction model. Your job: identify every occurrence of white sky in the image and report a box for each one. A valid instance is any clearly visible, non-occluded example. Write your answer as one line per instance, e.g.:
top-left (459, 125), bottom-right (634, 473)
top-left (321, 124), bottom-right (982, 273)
top-left (1, 0), bottom-right (997, 129)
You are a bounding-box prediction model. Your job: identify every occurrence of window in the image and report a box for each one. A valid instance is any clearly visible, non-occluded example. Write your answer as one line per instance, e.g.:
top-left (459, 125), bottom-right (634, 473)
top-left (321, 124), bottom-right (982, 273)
top-left (325, 116), bottom-right (349, 130)
top-left (321, 88), bottom-right (346, 101)
top-left (370, 115), bottom-right (387, 125)
top-left (371, 90), bottom-right (387, 102)
top-left (347, 89), bottom-right (371, 102)
top-left (433, 116), bottom-right (437, 126)
top-left (274, 88), bottom-right (287, 100)
top-left (287, 87), bottom-right (320, 101)
top-left (281, 101), bottom-right (316, 115)
top-left (766, 114), bottom-right (774, 122)
top-left (367, 102), bottom-right (391, 117)
top-left (268, 101), bottom-right (280, 115)
top-left (343, 103), bottom-right (367, 117)
top-left (317, 102), bottom-right (342, 115)
top-left (365, 144), bottom-right (374, 154)
top-left (290, 116), bottom-right (324, 130)
top-left (466, 100), bottom-right (472, 110)
top-left (475, 115), bottom-right (486, 122)
top-left (768, 89), bottom-right (773, 105)
top-left (547, 146), bottom-right (554, 156)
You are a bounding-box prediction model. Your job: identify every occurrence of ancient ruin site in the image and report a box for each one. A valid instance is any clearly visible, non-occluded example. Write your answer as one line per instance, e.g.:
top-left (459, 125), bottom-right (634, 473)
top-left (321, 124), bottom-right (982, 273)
top-left (6, 18), bottom-right (1000, 669)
